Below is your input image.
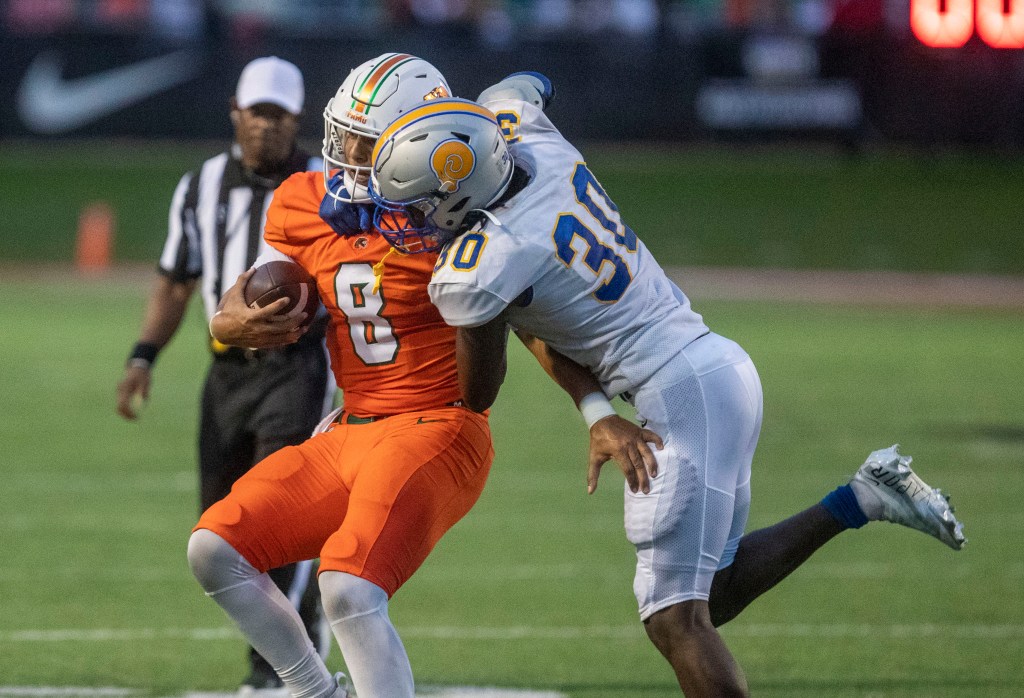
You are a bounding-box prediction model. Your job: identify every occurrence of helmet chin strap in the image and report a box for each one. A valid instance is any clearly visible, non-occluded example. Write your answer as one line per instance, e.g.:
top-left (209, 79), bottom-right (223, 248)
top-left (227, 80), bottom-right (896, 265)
top-left (474, 209), bottom-right (503, 228)
top-left (343, 171), bottom-right (371, 203)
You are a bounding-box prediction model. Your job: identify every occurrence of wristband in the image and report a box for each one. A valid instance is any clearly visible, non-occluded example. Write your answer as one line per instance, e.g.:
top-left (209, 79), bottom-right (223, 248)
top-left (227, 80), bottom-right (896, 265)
top-left (579, 391), bottom-right (616, 428)
top-left (209, 310), bottom-right (223, 338)
top-left (128, 341), bottom-right (160, 370)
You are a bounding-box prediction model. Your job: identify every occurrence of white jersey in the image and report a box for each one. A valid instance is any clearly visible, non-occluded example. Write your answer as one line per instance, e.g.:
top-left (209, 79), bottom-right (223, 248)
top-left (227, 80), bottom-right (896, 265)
top-left (428, 98), bottom-right (709, 396)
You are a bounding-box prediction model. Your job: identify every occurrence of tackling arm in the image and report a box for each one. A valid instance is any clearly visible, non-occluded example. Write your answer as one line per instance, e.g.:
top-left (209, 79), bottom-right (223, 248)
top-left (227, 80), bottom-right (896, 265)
top-left (514, 330), bottom-right (600, 406)
top-left (514, 330), bottom-right (664, 495)
top-left (456, 314), bottom-right (511, 413)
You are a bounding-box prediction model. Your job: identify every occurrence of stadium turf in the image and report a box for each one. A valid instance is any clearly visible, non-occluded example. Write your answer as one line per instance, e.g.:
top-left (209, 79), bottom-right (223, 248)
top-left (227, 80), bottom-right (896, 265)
top-left (1, 275), bottom-right (1021, 697)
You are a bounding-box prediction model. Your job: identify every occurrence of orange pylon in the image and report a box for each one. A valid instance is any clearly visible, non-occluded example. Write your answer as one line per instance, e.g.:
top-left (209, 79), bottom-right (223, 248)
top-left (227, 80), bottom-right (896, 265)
top-left (76, 202), bottom-right (115, 273)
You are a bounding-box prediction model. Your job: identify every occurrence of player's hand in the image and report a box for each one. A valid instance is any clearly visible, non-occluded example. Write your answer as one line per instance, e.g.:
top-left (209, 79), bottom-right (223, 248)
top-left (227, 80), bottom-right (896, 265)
top-left (587, 415), bottom-right (664, 495)
top-left (320, 173), bottom-right (373, 237)
top-left (210, 269), bottom-right (308, 349)
top-left (116, 364), bottom-right (150, 421)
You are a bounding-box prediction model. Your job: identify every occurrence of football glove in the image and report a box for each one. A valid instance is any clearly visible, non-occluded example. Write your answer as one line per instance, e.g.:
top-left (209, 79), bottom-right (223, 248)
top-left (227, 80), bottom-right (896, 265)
top-left (477, 71), bottom-right (555, 111)
top-left (319, 173), bottom-right (373, 237)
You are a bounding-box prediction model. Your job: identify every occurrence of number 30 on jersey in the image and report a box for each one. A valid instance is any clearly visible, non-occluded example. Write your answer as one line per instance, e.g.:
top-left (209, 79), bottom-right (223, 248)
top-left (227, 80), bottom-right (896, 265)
top-left (553, 162), bottom-right (637, 303)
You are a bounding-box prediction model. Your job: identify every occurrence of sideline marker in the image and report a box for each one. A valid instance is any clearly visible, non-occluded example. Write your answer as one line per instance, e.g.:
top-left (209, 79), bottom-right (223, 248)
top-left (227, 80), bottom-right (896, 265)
top-left (76, 202), bottom-right (115, 273)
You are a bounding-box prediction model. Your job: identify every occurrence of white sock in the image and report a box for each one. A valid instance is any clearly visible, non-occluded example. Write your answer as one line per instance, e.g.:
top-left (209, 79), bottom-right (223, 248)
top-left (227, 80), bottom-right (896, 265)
top-left (187, 529), bottom-right (336, 697)
top-left (319, 571), bottom-right (414, 698)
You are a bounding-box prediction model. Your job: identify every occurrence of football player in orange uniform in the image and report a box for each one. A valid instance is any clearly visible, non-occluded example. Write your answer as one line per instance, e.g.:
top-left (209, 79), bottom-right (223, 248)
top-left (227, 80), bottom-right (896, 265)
top-left (186, 55), bottom-right (487, 698)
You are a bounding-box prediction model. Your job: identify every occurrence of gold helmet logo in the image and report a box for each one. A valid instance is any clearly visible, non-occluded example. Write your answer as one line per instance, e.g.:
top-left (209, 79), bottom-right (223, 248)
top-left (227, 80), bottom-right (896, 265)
top-left (430, 139), bottom-right (476, 194)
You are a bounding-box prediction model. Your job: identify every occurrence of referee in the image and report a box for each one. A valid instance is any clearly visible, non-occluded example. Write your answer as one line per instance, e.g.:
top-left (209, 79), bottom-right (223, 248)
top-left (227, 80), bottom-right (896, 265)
top-left (115, 57), bottom-right (334, 692)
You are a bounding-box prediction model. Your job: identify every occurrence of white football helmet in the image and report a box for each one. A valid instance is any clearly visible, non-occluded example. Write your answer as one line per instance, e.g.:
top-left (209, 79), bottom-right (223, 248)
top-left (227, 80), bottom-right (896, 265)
top-left (369, 98), bottom-right (514, 254)
top-left (323, 53), bottom-right (451, 203)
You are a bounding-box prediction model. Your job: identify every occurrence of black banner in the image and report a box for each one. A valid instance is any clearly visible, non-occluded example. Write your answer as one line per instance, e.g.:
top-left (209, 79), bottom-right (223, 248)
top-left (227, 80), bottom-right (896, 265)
top-left (2, 29), bottom-right (1023, 147)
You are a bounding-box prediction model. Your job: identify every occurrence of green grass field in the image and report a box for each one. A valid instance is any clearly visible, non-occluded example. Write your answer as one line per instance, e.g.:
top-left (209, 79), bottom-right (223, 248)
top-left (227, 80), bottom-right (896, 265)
top-left (2, 142), bottom-right (1024, 273)
top-left (1, 274), bottom-right (1021, 697)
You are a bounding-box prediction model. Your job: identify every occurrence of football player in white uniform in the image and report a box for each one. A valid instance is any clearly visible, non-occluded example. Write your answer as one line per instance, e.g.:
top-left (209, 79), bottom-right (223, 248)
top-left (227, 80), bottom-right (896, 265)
top-left (368, 83), bottom-right (967, 695)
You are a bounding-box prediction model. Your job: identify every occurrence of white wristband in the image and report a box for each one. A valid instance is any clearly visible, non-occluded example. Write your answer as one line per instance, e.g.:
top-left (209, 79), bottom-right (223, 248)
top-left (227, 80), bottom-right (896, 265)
top-left (579, 391), bottom-right (616, 429)
top-left (208, 310), bottom-right (223, 338)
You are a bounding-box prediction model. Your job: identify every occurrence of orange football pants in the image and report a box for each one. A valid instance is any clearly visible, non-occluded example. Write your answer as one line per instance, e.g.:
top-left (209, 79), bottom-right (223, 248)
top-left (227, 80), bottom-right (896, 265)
top-left (194, 406), bottom-right (492, 597)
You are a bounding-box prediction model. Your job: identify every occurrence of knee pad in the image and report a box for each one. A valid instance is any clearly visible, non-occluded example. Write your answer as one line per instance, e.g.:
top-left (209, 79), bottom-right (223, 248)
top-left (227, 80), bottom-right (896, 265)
top-left (318, 571), bottom-right (387, 622)
top-left (187, 528), bottom-right (258, 594)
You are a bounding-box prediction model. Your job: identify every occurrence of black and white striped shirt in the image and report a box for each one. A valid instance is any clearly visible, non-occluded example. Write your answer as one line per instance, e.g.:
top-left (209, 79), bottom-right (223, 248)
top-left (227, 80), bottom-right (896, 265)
top-left (159, 143), bottom-right (322, 322)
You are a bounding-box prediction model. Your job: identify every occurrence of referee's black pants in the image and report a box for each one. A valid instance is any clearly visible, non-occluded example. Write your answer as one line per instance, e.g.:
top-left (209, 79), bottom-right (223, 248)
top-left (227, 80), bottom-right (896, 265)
top-left (198, 337), bottom-right (333, 680)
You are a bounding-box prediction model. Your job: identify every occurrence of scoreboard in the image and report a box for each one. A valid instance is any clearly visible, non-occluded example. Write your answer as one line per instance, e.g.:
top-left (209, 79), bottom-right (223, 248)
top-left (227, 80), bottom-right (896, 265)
top-left (912, 0), bottom-right (1024, 47)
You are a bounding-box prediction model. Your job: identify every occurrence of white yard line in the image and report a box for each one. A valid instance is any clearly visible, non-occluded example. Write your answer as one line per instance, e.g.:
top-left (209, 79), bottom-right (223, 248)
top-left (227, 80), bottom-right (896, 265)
top-left (0, 689), bottom-right (565, 698)
top-left (0, 690), bottom-right (135, 697)
top-left (4, 623), bottom-right (1024, 643)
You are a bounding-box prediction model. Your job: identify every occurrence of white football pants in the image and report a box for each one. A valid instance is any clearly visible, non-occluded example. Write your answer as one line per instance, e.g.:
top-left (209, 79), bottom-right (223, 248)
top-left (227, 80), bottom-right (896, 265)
top-left (625, 331), bottom-right (763, 619)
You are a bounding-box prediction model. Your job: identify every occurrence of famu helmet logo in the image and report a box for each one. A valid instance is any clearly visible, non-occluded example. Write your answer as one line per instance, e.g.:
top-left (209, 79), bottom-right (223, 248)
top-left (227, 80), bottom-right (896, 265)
top-left (423, 85), bottom-right (450, 101)
top-left (430, 139), bottom-right (475, 194)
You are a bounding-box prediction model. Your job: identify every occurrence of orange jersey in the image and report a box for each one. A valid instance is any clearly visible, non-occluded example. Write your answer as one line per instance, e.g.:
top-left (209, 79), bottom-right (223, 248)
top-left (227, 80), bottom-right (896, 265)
top-left (265, 171), bottom-right (461, 415)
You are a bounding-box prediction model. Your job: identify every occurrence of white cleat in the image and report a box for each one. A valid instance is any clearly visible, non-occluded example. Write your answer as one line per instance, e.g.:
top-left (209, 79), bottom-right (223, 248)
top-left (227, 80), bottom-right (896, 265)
top-left (849, 445), bottom-right (966, 550)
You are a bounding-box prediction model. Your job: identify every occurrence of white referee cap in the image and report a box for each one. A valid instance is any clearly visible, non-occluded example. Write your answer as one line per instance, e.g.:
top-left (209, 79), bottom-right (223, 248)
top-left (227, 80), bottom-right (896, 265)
top-left (235, 56), bottom-right (304, 114)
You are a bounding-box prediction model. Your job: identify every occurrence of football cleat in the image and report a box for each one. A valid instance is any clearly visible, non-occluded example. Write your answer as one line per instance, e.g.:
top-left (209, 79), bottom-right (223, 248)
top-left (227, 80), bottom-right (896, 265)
top-left (849, 445), bottom-right (966, 550)
top-left (333, 671), bottom-right (352, 698)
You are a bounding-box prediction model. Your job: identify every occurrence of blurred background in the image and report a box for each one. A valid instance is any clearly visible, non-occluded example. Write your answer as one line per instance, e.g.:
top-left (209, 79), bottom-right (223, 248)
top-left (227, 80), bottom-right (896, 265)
top-left (4, 0), bottom-right (1024, 146)
top-left (5, 0), bottom-right (1024, 274)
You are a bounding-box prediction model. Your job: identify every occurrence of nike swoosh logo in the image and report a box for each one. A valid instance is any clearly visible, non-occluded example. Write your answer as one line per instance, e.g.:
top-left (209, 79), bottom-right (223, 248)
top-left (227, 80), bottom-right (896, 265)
top-left (416, 417), bottom-right (450, 424)
top-left (17, 50), bottom-right (201, 134)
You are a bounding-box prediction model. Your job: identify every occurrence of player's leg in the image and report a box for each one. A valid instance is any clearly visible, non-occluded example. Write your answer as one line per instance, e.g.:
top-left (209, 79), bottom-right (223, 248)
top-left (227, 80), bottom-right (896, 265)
top-left (678, 344), bottom-right (862, 630)
top-left (318, 571), bottom-right (411, 697)
top-left (251, 344), bottom-right (337, 662)
top-left (644, 600), bottom-right (748, 697)
top-left (708, 504), bottom-right (844, 626)
top-left (198, 361), bottom-right (284, 689)
top-left (708, 444), bottom-right (965, 626)
top-left (189, 435), bottom-right (350, 698)
top-left (317, 407), bottom-right (493, 698)
top-left (188, 530), bottom-right (342, 697)
top-left (628, 335), bottom-right (760, 695)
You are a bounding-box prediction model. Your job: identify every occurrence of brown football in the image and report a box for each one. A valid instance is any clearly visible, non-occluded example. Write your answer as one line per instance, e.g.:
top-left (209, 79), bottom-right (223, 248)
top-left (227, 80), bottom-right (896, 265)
top-left (243, 261), bottom-right (319, 325)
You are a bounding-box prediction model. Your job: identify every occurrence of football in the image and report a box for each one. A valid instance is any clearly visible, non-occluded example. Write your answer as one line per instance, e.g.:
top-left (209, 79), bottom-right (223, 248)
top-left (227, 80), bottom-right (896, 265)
top-left (243, 261), bottom-right (319, 325)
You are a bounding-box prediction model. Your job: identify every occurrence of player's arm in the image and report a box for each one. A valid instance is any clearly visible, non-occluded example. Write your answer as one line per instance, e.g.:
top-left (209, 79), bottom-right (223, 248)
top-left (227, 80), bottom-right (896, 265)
top-left (116, 273), bottom-right (196, 420)
top-left (456, 313), bottom-right (511, 413)
top-left (209, 250), bottom-right (308, 350)
top-left (515, 331), bottom-right (663, 495)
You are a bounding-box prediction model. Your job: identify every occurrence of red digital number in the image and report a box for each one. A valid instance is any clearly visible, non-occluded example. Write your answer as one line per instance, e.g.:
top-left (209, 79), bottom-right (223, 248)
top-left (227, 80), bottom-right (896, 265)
top-left (911, 0), bottom-right (974, 47)
top-left (976, 0), bottom-right (1024, 48)
top-left (912, 0), bottom-right (1024, 48)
